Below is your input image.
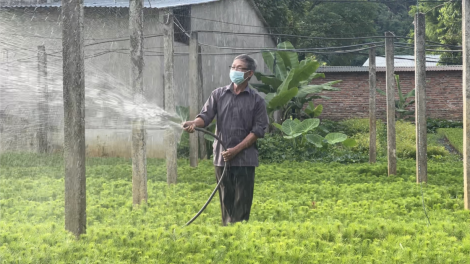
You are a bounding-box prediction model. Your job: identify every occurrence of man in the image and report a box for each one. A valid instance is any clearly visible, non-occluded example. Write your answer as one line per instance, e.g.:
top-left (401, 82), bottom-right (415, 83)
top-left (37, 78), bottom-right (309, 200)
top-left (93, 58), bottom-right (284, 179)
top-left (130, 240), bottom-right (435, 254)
top-left (182, 54), bottom-right (268, 226)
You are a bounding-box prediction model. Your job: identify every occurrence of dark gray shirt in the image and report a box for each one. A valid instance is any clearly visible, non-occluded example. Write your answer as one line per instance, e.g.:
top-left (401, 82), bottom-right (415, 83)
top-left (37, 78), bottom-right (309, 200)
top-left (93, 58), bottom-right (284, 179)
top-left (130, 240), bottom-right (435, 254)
top-left (196, 83), bottom-right (268, 167)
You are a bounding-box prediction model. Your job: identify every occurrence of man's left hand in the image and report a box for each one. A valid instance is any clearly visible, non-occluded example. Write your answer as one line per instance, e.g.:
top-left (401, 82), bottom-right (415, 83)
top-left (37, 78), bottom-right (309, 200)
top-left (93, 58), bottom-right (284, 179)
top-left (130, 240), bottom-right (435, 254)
top-left (222, 148), bottom-right (239, 162)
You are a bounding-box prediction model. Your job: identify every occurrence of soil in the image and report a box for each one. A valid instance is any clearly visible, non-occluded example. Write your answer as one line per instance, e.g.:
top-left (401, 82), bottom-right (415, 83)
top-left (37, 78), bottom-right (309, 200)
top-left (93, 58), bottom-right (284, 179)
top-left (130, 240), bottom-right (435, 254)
top-left (438, 136), bottom-right (460, 156)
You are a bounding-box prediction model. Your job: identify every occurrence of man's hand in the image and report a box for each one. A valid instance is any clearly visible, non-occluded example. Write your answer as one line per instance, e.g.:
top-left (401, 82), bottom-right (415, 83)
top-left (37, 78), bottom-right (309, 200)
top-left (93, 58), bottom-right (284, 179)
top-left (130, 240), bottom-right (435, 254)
top-left (222, 148), bottom-right (240, 162)
top-left (182, 121), bottom-right (196, 133)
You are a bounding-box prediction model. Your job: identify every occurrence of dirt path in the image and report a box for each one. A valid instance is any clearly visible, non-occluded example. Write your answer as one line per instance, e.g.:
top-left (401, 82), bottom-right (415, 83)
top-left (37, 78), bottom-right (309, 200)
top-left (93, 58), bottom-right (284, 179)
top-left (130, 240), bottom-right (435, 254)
top-left (438, 136), bottom-right (460, 156)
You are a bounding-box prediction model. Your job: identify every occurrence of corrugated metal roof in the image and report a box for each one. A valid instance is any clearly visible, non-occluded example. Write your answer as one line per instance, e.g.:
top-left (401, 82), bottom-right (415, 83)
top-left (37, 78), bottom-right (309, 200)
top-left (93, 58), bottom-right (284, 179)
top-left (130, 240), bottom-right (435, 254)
top-left (363, 55), bottom-right (441, 67)
top-left (0, 0), bottom-right (220, 8)
top-left (317, 66), bottom-right (462, 73)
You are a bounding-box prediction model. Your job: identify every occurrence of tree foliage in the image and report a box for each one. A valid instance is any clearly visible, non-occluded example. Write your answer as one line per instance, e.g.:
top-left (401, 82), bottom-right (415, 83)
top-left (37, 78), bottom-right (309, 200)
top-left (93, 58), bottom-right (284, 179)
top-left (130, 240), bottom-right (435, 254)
top-left (409, 2), bottom-right (462, 65)
top-left (254, 0), bottom-right (414, 66)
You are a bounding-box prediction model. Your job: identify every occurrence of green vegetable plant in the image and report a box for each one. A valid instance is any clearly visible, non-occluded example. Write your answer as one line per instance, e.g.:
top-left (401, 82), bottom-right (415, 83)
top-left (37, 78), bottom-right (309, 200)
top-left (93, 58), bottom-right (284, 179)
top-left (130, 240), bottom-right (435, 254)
top-left (377, 74), bottom-right (415, 120)
top-left (273, 118), bottom-right (356, 148)
top-left (251, 41), bottom-right (341, 123)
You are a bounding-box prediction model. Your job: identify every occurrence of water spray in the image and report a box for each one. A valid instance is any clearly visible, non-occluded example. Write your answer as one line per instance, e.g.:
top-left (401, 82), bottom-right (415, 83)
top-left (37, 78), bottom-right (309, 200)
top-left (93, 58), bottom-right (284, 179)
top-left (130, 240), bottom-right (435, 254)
top-left (183, 126), bottom-right (228, 227)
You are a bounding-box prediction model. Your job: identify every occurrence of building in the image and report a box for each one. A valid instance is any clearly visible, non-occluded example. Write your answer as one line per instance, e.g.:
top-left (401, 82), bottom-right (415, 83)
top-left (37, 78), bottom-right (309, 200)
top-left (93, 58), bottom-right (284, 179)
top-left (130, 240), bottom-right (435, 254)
top-left (0, 0), bottom-right (275, 157)
top-left (313, 65), bottom-right (463, 121)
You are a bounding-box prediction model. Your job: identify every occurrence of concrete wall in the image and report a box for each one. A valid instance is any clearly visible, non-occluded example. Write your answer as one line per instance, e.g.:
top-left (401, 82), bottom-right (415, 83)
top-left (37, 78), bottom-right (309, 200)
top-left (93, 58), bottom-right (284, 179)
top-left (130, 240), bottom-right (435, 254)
top-left (0, 0), bottom-right (275, 157)
top-left (311, 70), bottom-right (463, 121)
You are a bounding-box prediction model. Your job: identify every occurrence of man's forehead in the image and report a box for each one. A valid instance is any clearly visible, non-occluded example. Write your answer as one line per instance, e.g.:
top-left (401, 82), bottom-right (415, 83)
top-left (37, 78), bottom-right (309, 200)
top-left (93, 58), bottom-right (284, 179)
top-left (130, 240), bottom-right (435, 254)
top-left (232, 59), bottom-right (247, 66)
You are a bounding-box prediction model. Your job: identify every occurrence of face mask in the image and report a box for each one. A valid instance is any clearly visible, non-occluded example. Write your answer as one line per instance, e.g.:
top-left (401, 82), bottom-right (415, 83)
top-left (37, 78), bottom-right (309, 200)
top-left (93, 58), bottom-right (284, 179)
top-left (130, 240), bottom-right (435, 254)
top-left (230, 70), bottom-right (249, 85)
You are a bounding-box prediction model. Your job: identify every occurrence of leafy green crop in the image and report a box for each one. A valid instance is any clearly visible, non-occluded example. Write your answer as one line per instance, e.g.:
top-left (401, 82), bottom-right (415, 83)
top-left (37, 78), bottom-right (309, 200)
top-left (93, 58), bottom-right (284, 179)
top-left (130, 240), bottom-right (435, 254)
top-left (1, 155), bottom-right (469, 263)
top-left (437, 128), bottom-right (463, 154)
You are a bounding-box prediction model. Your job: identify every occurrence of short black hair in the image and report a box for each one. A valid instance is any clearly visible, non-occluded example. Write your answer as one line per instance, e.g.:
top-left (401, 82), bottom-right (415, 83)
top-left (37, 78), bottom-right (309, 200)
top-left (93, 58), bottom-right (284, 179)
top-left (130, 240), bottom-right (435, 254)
top-left (234, 54), bottom-right (257, 72)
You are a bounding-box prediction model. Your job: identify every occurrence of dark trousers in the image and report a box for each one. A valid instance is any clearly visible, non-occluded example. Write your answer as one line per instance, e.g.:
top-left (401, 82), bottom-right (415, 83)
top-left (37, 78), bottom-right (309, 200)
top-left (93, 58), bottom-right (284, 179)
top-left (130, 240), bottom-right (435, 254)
top-left (215, 166), bottom-right (255, 226)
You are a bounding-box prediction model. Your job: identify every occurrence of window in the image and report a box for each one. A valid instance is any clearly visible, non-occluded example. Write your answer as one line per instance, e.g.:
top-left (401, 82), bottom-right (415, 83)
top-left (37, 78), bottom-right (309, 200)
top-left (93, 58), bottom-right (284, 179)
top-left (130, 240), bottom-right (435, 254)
top-left (173, 5), bottom-right (191, 45)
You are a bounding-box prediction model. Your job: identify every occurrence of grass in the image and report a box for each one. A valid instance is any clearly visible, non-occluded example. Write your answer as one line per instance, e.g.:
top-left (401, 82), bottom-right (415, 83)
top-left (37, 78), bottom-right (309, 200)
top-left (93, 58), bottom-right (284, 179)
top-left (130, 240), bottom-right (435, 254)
top-left (437, 128), bottom-right (463, 154)
top-left (1, 154), bottom-right (469, 263)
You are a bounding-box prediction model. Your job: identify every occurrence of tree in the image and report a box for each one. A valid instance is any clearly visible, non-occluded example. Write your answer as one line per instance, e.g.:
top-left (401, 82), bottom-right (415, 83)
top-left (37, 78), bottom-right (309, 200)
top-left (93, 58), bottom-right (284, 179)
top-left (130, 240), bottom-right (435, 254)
top-left (409, 2), bottom-right (462, 65)
top-left (254, 0), bottom-right (414, 66)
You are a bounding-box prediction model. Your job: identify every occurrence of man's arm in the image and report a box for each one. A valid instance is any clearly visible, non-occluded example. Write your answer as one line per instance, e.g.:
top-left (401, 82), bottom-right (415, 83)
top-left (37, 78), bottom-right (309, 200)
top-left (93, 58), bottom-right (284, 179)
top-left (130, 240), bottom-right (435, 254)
top-left (183, 90), bottom-right (218, 133)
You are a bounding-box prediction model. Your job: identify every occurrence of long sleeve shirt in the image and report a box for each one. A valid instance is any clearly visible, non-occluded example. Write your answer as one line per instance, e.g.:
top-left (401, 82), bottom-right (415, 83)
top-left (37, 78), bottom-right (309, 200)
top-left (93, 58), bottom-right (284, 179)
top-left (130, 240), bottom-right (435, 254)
top-left (196, 83), bottom-right (269, 167)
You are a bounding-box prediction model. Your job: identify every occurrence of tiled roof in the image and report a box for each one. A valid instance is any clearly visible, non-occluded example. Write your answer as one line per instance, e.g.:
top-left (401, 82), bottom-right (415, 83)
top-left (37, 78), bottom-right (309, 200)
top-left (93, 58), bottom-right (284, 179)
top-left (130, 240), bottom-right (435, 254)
top-left (317, 66), bottom-right (462, 73)
top-left (0, 0), bottom-right (219, 8)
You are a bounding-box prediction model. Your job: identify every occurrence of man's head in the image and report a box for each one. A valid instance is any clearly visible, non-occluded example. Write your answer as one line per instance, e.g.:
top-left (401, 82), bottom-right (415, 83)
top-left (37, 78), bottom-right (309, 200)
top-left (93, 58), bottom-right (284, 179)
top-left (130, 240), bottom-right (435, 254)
top-left (230, 54), bottom-right (257, 85)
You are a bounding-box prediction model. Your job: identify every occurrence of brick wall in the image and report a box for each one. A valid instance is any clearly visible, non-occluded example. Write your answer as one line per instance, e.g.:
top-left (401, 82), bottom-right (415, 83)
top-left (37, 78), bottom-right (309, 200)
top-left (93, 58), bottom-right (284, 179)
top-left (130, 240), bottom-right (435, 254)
top-left (310, 70), bottom-right (463, 121)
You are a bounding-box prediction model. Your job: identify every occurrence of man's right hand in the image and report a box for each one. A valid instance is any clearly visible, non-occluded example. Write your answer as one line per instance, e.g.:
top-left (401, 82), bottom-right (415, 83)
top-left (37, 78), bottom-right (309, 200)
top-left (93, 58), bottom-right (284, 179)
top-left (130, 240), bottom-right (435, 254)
top-left (182, 121), bottom-right (196, 133)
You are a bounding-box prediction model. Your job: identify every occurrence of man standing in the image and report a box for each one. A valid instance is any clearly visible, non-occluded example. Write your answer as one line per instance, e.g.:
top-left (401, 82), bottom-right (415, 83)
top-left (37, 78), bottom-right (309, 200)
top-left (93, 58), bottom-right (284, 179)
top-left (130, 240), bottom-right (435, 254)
top-left (183, 54), bottom-right (268, 226)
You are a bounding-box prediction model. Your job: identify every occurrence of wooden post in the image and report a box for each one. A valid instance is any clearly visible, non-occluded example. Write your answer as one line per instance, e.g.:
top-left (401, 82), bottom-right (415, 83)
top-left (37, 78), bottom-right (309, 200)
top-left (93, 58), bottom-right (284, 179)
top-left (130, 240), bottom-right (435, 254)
top-left (62, 0), bottom-right (86, 237)
top-left (164, 9), bottom-right (178, 184)
top-left (415, 13), bottom-right (428, 183)
top-left (385, 32), bottom-right (397, 176)
top-left (369, 45), bottom-right (377, 164)
top-left (37, 45), bottom-right (48, 154)
top-left (130, 0), bottom-right (147, 205)
top-left (189, 32), bottom-right (199, 167)
top-left (197, 44), bottom-right (207, 159)
top-left (463, 0), bottom-right (470, 210)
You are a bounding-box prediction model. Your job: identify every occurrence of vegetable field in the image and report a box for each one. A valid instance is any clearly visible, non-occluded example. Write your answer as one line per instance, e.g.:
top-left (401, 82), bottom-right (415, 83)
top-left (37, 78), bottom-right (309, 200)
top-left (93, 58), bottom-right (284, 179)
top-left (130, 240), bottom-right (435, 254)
top-left (1, 154), bottom-right (469, 263)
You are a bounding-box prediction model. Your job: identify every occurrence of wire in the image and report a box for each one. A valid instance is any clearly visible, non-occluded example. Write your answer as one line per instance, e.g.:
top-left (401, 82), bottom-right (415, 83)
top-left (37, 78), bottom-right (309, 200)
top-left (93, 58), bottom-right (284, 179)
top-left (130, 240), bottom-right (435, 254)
top-left (198, 41), bottom-right (384, 51)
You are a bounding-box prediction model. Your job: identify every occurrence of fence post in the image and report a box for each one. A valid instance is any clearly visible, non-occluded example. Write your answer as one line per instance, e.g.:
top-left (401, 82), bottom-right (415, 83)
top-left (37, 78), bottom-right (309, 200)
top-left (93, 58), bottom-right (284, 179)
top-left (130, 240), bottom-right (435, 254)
top-left (463, 0), bottom-right (470, 210)
top-left (385, 32), bottom-right (397, 176)
top-left (415, 13), bottom-right (428, 183)
top-left (197, 44), bottom-right (207, 159)
top-left (37, 45), bottom-right (49, 153)
top-left (164, 8), bottom-right (178, 184)
top-left (189, 32), bottom-right (199, 167)
top-left (369, 45), bottom-right (377, 164)
top-left (130, 0), bottom-right (148, 204)
top-left (62, 0), bottom-right (86, 238)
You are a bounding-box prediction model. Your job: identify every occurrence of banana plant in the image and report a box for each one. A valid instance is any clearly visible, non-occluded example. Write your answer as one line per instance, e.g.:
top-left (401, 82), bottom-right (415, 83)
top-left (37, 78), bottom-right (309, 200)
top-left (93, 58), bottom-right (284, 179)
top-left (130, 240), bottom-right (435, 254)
top-left (273, 118), bottom-right (356, 148)
top-left (251, 41), bottom-right (341, 123)
top-left (377, 74), bottom-right (415, 120)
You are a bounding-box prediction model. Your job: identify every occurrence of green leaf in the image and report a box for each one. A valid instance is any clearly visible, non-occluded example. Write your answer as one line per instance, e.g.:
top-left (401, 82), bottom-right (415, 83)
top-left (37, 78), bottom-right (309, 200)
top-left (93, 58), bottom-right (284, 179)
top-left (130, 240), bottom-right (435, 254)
top-left (277, 41), bottom-right (299, 70)
top-left (262, 51), bottom-right (287, 80)
top-left (264, 93), bottom-right (276, 105)
top-left (268, 87), bottom-right (298, 109)
top-left (305, 102), bottom-right (316, 116)
top-left (175, 106), bottom-right (189, 122)
top-left (250, 83), bottom-right (273, 94)
top-left (313, 104), bottom-right (323, 117)
top-left (289, 60), bottom-right (320, 90)
top-left (277, 68), bottom-right (296, 93)
top-left (300, 73), bottom-right (325, 86)
top-left (284, 133), bottom-right (302, 139)
top-left (376, 88), bottom-right (386, 96)
top-left (281, 119), bottom-right (297, 136)
top-left (306, 134), bottom-right (323, 147)
top-left (296, 81), bottom-right (341, 99)
top-left (325, 133), bottom-right (348, 144)
top-left (405, 89), bottom-right (415, 99)
top-left (293, 118), bottom-right (320, 134)
top-left (260, 76), bottom-right (283, 90)
top-left (342, 138), bottom-right (357, 147)
top-left (272, 123), bottom-right (283, 131)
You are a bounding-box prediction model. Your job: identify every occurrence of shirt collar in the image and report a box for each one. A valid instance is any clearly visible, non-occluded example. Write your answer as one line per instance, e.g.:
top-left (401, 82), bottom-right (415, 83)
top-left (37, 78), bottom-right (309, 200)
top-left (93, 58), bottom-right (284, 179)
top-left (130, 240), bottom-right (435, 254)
top-left (225, 83), bottom-right (252, 94)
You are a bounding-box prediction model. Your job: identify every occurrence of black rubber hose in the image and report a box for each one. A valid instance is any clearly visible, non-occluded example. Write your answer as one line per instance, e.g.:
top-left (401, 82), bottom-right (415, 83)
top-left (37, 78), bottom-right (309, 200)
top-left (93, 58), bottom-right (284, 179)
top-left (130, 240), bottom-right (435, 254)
top-left (183, 126), bottom-right (228, 227)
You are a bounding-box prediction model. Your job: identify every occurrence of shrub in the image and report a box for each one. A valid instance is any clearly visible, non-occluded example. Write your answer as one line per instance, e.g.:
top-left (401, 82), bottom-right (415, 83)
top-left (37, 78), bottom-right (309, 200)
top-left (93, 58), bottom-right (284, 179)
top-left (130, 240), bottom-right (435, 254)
top-left (437, 128), bottom-right (463, 154)
top-left (427, 118), bottom-right (463, 133)
top-left (395, 121), bottom-right (448, 159)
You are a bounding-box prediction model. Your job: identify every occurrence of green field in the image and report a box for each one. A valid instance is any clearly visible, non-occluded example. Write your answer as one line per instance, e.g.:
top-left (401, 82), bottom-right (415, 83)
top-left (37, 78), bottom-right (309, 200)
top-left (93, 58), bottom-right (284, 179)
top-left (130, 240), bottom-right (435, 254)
top-left (1, 154), bottom-right (469, 263)
top-left (437, 128), bottom-right (464, 154)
